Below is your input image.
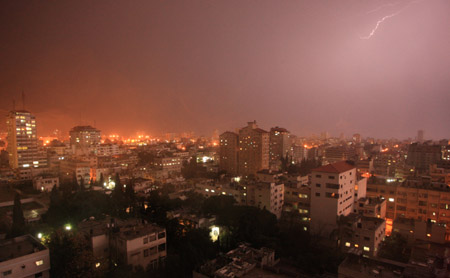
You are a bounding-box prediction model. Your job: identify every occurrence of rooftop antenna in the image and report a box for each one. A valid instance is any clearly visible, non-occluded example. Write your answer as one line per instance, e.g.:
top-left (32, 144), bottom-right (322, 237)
top-left (22, 90), bottom-right (25, 110)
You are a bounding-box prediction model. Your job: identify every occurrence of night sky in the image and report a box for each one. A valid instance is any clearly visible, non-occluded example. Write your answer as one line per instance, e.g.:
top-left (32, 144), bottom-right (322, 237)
top-left (1, 0), bottom-right (449, 139)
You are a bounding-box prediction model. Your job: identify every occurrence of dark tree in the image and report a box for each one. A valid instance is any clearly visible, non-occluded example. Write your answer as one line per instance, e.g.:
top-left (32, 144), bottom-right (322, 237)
top-left (72, 172), bottom-right (79, 191)
top-left (48, 229), bottom-right (101, 278)
top-left (11, 194), bottom-right (25, 237)
top-left (99, 173), bottom-right (105, 187)
top-left (79, 177), bottom-right (85, 191)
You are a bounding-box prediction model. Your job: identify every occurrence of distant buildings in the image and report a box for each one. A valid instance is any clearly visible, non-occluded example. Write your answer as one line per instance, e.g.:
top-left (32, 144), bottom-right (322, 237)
top-left (406, 142), bottom-right (443, 173)
top-left (219, 121), bottom-right (271, 177)
top-left (238, 121), bottom-right (269, 177)
top-left (0, 235), bottom-right (50, 278)
top-left (219, 132), bottom-right (238, 175)
top-left (69, 125), bottom-right (101, 155)
top-left (269, 127), bottom-right (290, 166)
top-left (417, 129), bottom-right (424, 143)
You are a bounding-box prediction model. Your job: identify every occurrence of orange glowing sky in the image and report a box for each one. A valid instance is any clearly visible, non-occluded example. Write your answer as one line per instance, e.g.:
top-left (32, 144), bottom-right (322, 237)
top-left (1, 1), bottom-right (449, 139)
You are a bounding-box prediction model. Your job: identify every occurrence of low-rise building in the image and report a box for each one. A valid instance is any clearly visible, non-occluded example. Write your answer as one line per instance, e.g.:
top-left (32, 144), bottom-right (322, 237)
top-left (194, 243), bottom-right (277, 278)
top-left (32, 176), bottom-right (59, 192)
top-left (0, 235), bottom-right (50, 278)
top-left (393, 218), bottom-right (447, 244)
top-left (78, 218), bottom-right (166, 271)
top-left (340, 214), bottom-right (386, 257)
top-left (246, 182), bottom-right (284, 219)
top-left (355, 197), bottom-right (386, 218)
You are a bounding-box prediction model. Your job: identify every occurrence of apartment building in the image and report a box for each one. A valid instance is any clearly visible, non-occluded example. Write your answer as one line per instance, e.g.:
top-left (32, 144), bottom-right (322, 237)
top-left (33, 176), bottom-right (59, 192)
top-left (79, 218), bottom-right (166, 271)
top-left (269, 127), bottom-right (290, 165)
top-left (340, 215), bottom-right (386, 257)
top-left (246, 182), bottom-right (284, 219)
top-left (152, 156), bottom-right (182, 174)
top-left (59, 159), bottom-right (91, 185)
top-left (238, 121), bottom-right (270, 177)
top-left (366, 177), bottom-right (450, 240)
top-left (0, 235), bottom-right (50, 278)
top-left (6, 110), bottom-right (45, 170)
top-left (310, 161), bottom-right (357, 236)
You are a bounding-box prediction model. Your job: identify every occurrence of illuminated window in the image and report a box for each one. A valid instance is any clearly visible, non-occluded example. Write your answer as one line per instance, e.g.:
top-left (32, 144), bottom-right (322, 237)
top-left (388, 198), bottom-right (394, 202)
top-left (363, 246), bottom-right (370, 252)
top-left (35, 260), bottom-right (44, 266)
top-left (354, 244), bottom-right (359, 248)
top-left (345, 242), bottom-right (351, 247)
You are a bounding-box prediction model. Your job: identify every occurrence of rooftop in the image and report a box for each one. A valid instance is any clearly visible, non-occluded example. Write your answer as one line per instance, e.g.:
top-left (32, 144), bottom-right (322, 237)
top-left (70, 125), bottom-right (100, 132)
top-left (116, 221), bottom-right (164, 241)
top-left (312, 161), bottom-right (355, 173)
top-left (0, 235), bottom-right (47, 262)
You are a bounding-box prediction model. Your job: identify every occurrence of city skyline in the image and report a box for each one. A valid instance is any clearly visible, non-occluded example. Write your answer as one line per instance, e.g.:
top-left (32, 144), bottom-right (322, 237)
top-left (1, 1), bottom-right (449, 138)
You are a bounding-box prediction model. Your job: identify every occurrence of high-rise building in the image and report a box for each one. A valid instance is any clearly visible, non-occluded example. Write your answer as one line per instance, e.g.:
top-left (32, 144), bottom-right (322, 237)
top-left (6, 110), bottom-right (39, 169)
top-left (417, 130), bottom-right (424, 143)
top-left (69, 125), bottom-right (101, 155)
top-left (219, 131), bottom-right (239, 175)
top-left (310, 161), bottom-right (356, 236)
top-left (238, 121), bottom-right (269, 177)
top-left (269, 127), bottom-right (291, 164)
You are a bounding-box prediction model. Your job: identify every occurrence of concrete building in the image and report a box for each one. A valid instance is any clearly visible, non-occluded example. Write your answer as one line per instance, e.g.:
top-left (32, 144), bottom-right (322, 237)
top-left (238, 121), bottom-right (269, 177)
top-left (246, 182), bottom-right (284, 219)
top-left (195, 243), bottom-right (277, 278)
top-left (269, 127), bottom-right (290, 166)
top-left (310, 161), bottom-right (357, 236)
top-left (59, 159), bottom-right (91, 186)
top-left (219, 132), bottom-right (239, 176)
top-left (152, 156), bottom-right (182, 174)
top-left (340, 215), bottom-right (386, 257)
top-left (32, 176), bottom-right (59, 192)
top-left (393, 218), bottom-right (447, 244)
top-left (355, 197), bottom-right (386, 219)
top-left (0, 234), bottom-right (50, 278)
top-left (97, 144), bottom-right (121, 157)
top-left (194, 180), bottom-right (247, 205)
top-left (406, 142), bottom-right (443, 173)
top-left (79, 218), bottom-right (166, 271)
top-left (6, 110), bottom-right (43, 170)
top-left (366, 177), bottom-right (450, 240)
top-left (69, 126), bottom-right (101, 156)
top-left (255, 169), bottom-right (283, 183)
top-left (112, 222), bottom-right (166, 270)
top-left (417, 130), bottom-right (424, 143)
top-left (356, 159), bottom-right (374, 176)
top-left (352, 133), bottom-right (361, 144)
top-left (282, 182), bottom-right (311, 231)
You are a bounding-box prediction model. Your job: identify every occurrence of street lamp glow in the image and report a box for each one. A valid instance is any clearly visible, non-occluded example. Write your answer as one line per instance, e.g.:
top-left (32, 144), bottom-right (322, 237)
top-left (65, 224), bottom-right (72, 231)
top-left (37, 233), bottom-right (42, 239)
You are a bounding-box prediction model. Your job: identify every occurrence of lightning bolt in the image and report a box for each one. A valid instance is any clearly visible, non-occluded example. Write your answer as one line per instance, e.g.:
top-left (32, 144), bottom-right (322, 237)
top-left (360, 12), bottom-right (401, 39)
top-left (360, 0), bottom-right (423, 40)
